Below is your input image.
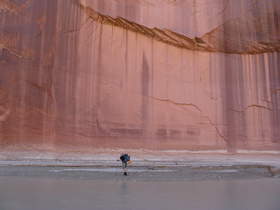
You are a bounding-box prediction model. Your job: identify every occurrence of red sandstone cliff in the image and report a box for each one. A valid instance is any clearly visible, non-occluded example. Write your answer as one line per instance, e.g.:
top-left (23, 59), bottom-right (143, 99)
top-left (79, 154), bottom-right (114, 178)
top-left (0, 0), bottom-right (280, 153)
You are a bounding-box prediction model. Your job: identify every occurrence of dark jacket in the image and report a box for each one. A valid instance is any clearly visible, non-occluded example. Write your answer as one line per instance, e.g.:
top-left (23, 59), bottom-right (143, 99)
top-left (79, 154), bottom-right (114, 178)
top-left (120, 154), bottom-right (130, 163)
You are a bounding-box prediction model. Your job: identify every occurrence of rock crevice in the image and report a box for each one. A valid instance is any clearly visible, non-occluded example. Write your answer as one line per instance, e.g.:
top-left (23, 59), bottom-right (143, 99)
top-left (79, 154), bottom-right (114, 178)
top-left (79, 1), bottom-right (280, 54)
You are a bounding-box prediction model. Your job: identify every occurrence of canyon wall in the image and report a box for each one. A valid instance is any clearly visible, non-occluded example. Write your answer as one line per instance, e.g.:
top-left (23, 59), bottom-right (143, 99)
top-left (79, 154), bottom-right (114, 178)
top-left (0, 0), bottom-right (280, 153)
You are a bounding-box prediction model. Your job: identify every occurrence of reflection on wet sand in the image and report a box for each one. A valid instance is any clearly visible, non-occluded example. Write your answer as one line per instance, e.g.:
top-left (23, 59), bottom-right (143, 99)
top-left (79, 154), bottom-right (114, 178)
top-left (0, 176), bottom-right (279, 210)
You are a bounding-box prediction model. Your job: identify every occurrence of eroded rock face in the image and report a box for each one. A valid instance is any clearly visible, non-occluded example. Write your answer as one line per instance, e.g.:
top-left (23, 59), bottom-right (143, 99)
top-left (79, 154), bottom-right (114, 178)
top-left (0, 0), bottom-right (279, 152)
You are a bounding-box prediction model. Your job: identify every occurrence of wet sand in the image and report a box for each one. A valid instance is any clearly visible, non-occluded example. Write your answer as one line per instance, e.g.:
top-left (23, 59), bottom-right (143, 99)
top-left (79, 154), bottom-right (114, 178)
top-left (1, 154), bottom-right (280, 210)
top-left (0, 164), bottom-right (277, 181)
top-left (0, 165), bottom-right (280, 210)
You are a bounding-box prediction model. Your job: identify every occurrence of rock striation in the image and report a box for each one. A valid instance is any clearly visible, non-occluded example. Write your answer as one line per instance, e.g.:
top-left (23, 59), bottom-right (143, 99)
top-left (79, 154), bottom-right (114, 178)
top-left (0, 0), bottom-right (280, 153)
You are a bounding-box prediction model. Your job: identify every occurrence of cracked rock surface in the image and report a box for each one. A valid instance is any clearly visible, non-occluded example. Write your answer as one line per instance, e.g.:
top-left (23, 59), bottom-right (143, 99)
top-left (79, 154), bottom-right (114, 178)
top-left (0, 0), bottom-right (280, 154)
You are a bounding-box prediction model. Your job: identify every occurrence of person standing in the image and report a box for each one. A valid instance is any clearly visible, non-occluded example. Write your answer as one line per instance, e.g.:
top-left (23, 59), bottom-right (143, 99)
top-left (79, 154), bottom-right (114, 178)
top-left (120, 154), bottom-right (130, 176)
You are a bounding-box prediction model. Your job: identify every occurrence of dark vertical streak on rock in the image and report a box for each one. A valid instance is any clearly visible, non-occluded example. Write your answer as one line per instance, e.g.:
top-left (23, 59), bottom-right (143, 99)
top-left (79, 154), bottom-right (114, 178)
top-left (224, 55), bottom-right (236, 152)
top-left (270, 53), bottom-right (280, 142)
top-left (238, 56), bottom-right (247, 147)
top-left (142, 53), bottom-right (149, 134)
top-left (95, 23), bottom-right (103, 136)
top-left (42, 0), bottom-right (58, 145)
top-left (52, 0), bottom-right (81, 145)
top-left (222, 0), bottom-right (239, 152)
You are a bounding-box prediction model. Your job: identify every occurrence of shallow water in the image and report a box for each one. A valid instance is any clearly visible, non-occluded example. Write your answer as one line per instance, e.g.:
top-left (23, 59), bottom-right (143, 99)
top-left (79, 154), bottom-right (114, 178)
top-left (0, 176), bottom-right (279, 210)
top-left (48, 168), bottom-right (175, 173)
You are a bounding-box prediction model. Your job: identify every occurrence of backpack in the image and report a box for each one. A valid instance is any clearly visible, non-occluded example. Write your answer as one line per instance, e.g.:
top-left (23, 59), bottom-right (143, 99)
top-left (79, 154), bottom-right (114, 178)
top-left (120, 154), bottom-right (130, 162)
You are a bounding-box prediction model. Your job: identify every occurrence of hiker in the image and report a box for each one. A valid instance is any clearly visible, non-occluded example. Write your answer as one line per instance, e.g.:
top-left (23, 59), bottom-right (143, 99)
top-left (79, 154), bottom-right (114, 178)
top-left (120, 154), bottom-right (130, 176)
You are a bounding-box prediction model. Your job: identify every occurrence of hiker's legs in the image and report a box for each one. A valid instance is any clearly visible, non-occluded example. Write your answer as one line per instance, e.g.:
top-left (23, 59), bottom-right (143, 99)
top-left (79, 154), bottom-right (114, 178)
top-left (122, 162), bottom-right (128, 175)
